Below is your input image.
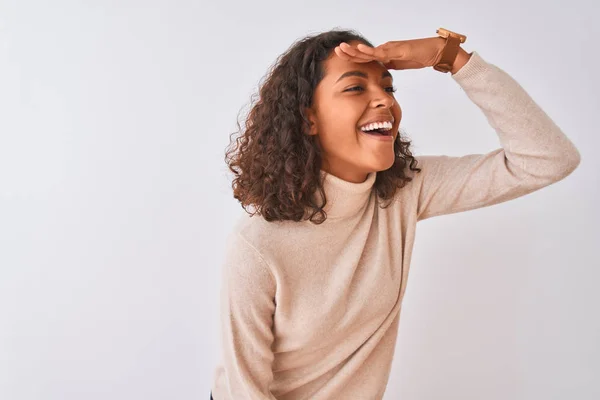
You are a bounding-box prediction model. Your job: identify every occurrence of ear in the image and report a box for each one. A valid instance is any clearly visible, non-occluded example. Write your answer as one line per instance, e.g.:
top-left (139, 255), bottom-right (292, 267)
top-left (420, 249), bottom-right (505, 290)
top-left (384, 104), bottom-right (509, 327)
top-left (304, 107), bottom-right (318, 136)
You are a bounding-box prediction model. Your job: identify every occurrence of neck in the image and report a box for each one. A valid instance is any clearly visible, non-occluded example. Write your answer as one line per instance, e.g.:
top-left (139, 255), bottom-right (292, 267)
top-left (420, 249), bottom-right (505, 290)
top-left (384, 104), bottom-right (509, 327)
top-left (309, 169), bottom-right (377, 220)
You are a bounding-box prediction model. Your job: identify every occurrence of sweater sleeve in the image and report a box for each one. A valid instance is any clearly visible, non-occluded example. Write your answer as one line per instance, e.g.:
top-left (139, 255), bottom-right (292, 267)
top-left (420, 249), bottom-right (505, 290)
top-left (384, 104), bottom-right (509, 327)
top-left (414, 51), bottom-right (581, 222)
top-left (218, 231), bottom-right (278, 399)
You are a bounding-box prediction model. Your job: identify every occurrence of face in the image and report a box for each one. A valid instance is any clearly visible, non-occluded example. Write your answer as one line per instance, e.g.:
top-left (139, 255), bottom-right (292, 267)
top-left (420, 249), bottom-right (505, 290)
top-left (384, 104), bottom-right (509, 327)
top-left (306, 40), bottom-right (402, 183)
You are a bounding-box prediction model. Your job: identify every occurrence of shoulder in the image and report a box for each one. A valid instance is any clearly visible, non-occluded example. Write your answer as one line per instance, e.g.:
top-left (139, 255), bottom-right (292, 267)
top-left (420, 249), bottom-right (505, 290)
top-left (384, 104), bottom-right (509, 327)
top-left (232, 213), bottom-right (290, 245)
top-left (226, 213), bottom-right (298, 264)
top-left (220, 215), bottom-right (281, 288)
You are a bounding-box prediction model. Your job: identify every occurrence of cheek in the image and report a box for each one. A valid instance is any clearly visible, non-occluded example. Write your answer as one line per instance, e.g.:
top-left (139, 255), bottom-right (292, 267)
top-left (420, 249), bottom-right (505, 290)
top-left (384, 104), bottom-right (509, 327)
top-left (394, 103), bottom-right (402, 119)
top-left (391, 106), bottom-right (402, 130)
top-left (319, 127), bottom-right (353, 148)
top-left (317, 123), bottom-right (360, 152)
top-left (323, 104), bottom-right (363, 132)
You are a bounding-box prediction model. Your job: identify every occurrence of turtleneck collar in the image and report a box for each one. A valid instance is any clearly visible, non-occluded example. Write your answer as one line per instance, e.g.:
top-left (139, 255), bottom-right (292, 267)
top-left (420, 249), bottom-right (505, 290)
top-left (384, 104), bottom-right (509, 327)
top-left (312, 169), bottom-right (377, 220)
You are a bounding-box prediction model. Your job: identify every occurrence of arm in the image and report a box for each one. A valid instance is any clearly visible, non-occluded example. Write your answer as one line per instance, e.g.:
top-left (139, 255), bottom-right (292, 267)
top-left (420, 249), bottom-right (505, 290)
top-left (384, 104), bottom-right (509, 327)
top-left (450, 45), bottom-right (472, 75)
top-left (415, 50), bottom-right (581, 222)
top-left (218, 231), bottom-right (278, 399)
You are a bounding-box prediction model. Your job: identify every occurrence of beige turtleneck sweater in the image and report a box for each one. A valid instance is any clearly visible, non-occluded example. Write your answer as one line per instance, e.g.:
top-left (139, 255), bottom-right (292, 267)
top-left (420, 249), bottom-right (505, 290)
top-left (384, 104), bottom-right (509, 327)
top-left (210, 51), bottom-right (581, 400)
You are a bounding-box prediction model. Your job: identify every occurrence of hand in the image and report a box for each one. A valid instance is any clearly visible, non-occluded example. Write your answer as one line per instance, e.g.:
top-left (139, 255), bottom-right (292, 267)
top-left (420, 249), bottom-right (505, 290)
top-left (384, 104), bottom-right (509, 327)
top-left (334, 37), bottom-right (445, 71)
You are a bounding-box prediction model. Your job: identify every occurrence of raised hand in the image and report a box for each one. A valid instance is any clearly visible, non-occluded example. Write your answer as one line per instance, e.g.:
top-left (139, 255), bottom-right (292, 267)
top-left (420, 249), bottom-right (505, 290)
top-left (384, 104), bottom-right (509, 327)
top-left (334, 37), bottom-right (446, 71)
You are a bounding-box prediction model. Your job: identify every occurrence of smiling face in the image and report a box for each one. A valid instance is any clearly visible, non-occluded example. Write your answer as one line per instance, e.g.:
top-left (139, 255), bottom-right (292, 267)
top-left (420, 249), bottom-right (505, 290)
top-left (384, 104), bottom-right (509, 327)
top-left (306, 40), bottom-right (402, 183)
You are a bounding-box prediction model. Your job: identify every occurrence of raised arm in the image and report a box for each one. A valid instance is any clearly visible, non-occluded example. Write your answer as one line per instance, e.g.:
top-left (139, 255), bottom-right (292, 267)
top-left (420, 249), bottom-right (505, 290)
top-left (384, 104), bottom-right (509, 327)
top-left (414, 51), bottom-right (581, 221)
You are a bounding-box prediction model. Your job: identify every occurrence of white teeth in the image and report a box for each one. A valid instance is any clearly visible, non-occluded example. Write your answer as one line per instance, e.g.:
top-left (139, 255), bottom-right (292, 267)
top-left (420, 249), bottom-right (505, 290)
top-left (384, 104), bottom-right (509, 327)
top-left (360, 121), bottom-right (393, 132)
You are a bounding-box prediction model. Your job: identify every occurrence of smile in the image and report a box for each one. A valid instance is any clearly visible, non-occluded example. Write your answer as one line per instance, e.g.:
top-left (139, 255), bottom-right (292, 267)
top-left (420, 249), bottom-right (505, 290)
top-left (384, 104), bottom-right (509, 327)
top-left (358, 128), bottom-right (395, 142)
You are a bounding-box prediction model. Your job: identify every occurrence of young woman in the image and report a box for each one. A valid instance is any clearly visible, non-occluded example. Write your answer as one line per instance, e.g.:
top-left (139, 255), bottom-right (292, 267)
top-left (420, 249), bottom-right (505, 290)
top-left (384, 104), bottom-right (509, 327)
top-left (210, 28), bottom-right (580, 400)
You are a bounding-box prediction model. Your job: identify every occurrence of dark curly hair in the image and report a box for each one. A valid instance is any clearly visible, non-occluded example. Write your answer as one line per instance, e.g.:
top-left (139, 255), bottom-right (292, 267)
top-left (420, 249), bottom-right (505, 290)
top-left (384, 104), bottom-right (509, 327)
top-left (224, 28), bottom-right (422, 224)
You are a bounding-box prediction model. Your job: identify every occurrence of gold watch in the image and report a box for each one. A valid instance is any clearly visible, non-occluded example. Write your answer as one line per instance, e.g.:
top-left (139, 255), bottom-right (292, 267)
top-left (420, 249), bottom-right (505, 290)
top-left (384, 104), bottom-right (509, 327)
top-left (433, 27), bottom-right (467, 73)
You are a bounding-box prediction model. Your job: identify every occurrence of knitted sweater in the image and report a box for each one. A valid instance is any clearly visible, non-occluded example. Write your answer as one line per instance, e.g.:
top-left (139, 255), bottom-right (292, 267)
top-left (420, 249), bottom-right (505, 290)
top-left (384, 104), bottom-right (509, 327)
top-left (210, 51), bottom-right (581, 400)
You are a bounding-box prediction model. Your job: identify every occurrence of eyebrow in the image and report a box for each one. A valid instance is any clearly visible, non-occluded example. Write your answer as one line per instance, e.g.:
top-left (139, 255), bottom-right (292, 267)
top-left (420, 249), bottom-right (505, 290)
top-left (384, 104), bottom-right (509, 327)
top-left (336, 70), bottom-right (393, 83)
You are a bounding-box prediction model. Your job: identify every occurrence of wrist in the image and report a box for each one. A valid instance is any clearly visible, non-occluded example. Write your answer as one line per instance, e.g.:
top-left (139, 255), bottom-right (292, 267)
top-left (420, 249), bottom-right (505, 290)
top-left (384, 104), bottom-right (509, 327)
top-left (434, 36), bottom-right (471, 75)
top-left (450, 47), bottom-right (471, 75)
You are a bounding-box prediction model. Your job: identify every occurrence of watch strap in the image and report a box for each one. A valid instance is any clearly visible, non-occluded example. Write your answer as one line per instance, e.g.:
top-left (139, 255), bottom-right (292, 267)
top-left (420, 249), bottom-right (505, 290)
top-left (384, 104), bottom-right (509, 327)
top-left (433, 29), bottom-right (465, 73)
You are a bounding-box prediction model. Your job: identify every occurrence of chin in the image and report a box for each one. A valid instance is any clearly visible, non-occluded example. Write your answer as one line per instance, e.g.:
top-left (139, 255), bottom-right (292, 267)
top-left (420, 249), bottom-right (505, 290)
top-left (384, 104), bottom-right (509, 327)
top-left (371, 160), bottom-right (395, 174)
top-left (381, 153), bottom-right (397, 169)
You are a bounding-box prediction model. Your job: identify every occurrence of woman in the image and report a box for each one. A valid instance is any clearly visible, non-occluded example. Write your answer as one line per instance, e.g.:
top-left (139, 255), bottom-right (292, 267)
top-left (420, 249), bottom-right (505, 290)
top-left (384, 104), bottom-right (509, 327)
top-left (210, 28), bottom-right (580, 399)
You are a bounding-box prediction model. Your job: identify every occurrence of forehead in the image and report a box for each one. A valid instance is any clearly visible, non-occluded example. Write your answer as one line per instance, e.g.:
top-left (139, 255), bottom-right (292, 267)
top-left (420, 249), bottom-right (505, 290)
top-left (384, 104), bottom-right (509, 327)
top-left (322, 43), bottom-right (389, 83)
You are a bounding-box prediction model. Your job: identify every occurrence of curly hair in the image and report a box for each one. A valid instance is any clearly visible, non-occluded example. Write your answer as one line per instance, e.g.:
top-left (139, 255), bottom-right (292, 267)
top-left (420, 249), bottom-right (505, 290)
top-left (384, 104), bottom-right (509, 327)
top-left (224, 28), bottom-right (422, 224)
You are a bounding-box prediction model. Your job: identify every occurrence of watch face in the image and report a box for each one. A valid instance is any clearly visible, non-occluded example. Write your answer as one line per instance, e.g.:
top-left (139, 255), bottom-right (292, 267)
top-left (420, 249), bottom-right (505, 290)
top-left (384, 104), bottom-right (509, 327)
top-left (437, 28), bottom-right (450, 37)
top-left (437, 28), bottom-right (466, 43)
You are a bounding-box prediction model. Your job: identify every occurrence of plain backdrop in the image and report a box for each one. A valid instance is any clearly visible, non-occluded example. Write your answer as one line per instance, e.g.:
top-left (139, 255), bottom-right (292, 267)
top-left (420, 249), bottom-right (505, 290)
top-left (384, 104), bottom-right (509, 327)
top-left (1, 0), bottom-right (599, 399)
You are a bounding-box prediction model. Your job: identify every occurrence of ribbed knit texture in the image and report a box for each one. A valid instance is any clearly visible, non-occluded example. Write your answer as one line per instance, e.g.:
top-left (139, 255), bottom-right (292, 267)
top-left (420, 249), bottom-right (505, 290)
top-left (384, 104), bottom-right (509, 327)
top-left (211, 51), bottom-right (581, 400)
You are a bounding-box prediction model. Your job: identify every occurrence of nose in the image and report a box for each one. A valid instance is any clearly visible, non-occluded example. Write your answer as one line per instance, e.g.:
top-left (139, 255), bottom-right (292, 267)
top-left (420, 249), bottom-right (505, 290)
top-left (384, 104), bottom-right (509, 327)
top-left (371, 92), bottom-right (395, 109)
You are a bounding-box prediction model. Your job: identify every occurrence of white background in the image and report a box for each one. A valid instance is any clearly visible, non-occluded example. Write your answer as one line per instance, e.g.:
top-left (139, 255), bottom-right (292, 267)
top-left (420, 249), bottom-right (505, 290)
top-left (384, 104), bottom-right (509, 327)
top-left (1, 0), bottom-right (599, 399)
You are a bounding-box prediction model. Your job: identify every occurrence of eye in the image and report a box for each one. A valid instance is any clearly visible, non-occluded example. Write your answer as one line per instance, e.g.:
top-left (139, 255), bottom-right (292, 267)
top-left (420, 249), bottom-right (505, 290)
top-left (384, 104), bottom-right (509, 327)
top-left (344, 86), bottom-right (397, 93)
top-left (344, 86), bottom-right (364, 92)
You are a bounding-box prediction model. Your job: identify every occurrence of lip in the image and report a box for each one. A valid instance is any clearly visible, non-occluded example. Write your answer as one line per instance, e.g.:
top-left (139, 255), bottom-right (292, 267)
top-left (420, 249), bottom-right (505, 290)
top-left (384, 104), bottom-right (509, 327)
top-left (358, 128), bottom-right (395, 142)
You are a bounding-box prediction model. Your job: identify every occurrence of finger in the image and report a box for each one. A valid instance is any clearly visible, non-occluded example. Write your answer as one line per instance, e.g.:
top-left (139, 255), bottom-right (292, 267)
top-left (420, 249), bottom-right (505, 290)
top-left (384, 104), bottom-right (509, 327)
top-left (355, 43), bottom-right (381, 58)
top-left (334, 46), bottom-right (372, 64)
top-left (340, 42), bottom-right (374, 60)
top-left (334, 46), bottom-right (354, 61)
top-left (338, 42), bottom-right (375, 62)
top-left (356, 43), bottom-right (390, 63)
